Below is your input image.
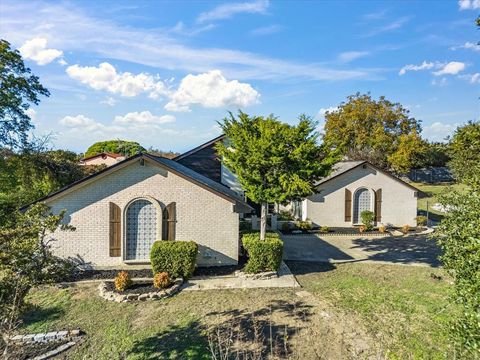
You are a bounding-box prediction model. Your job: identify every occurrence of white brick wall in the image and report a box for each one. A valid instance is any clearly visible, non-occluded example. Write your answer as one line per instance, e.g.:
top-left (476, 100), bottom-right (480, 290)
top-left (47, 159), bottom-right (239, 268)
top-left (305, 164), bottom-right (418, 227)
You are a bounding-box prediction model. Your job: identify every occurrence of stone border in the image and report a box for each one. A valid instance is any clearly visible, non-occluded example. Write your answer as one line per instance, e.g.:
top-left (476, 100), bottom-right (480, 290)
top-left (235, 270), bottom-right (278, 280)
top-left (98, 278), bottom-right (183, 302)
top-left (10, 329), bottom-right (82, 344)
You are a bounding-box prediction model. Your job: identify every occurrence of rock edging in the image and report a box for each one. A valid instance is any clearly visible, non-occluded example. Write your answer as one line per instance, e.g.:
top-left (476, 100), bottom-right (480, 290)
top-left (98, 278), bottom-right (183, 302)
top-left (10, 329), bottom-right (82, 344)
top-left (235, 270), bottom-right (278, 280)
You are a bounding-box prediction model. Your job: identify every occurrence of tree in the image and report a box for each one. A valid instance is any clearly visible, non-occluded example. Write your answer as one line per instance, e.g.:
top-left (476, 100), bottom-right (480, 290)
top-left (216, 112), bottom-right (331, 240)
top-left (0, 40), bottom-right (49, 149)
top-left (0, 203), bottom-right (74, 355)
top-left (146, 147), bottom-right (180, 159)
top-left (84, 139), bottom-right (145, 158)
top-left (448, 121), bottom-right (480, 187)
top-left (412, 141), bottom-right (450, 168)
top-left (322, 93), bottom-right (423, 173)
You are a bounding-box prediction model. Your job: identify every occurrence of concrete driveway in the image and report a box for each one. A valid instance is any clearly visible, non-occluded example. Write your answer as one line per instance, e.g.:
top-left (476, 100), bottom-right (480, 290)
top-left (281, 234), bottom-right (441, 267)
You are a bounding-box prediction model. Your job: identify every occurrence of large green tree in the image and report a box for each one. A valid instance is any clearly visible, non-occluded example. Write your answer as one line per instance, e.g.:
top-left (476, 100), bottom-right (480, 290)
top-left (0, 40), bottom-right (49, 149)
top-left (85, 139), bottom-right (145, 157)
top-left (448, 121), bottom-right (480, 187)
top-left (216, 112), bottom-right (331, 240)
top-left (322, 93), bottom-right (423, 173)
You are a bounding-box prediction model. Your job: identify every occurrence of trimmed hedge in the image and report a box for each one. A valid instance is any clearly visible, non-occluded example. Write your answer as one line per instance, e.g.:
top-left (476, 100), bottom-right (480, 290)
top-left (242, 232), bottom-right (283, 274)
top-left (150, 241), bottom-right (198, 279)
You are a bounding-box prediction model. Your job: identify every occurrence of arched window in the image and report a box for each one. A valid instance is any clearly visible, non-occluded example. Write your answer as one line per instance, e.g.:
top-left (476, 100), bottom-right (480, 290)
top-left (125, 199), bottom-right (158, 260)
top-left (353, 188), bottom-right (372, 224)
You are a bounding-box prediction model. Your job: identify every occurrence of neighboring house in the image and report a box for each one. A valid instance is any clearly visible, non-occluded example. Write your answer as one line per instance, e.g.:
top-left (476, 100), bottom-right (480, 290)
top-left (34, 153), bottom-right (250, 268)
top-left (80, 152), bottom-right (125, 167)
top-left (176, 137), bottom-right (422, 227)
top-left (298, 161), bottom-right (421, 227)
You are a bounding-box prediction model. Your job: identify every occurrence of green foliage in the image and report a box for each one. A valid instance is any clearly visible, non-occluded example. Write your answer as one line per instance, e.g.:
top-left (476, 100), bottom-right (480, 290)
top-left (360, 210), bottom-right (374, 230)
top-left (295, 220), bottom-right (312, 230)
top-left (85, 140), bottom-right (145, 158)
top-left (0, 203), bottom-right (74, 346)
top-left (153, 272), bottom-right (170, 289)
top-left (323, 93), bottom-right (423, 173)
top-left (415, 215), bottom-right (427, 227)
top-left (150, 241), bottom-right (198, 279)
top-left (0, 40), bottom-right (50, 149)
top-left (216, 111), bottom-right (331, 239)
top-left (436, 186), bottom-right (480, 356)
top-left (242, 232), bottom-right (283, 273)
top-left (319, 226), bottom-right (329, 233)
top-left (448, 121), bottom-right (480, 187)
top-left (146, 147), bottom-right (180, 159)
top-left (239, 219), bottom-right (252, 233)
top-left (413, 141), bottom-right (450, 168)
top-left (114, 271), bottom-right (132, 292)
top-left (277, 210), bottom-right (294, 221)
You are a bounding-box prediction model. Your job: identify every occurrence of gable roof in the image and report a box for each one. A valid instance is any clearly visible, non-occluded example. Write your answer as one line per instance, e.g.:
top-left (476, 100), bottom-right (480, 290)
top-left (174, 134), bottom-right (226, 161)
top-left (316, 160), bottom-right (424, 195)
top-left (23, 153), bottom-right (251, 211)
top-left (80, 152), bottom-right (124, 161)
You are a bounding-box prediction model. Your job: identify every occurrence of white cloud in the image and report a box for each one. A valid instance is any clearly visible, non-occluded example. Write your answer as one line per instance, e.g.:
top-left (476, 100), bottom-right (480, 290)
top-left (338, 51), bottom-right (370, 63)
top-left (25, 108), bottom-right (36, 121)
top-left (250, 25), bottom-right (282, 36)
top-left (432, 61), bottom-right (466, 76)
top-left (58, 58), bottom-right (68, 66)
top-left (100, 97), bottom-right (117, 106)
top-left (363, 16), bottom-right (411, 37)
top-left (423, 122), bottom-right (457, 142)
top-left (197, 0), bottom-right (269, 23)
top-left (399, 61), bottom-right (436, 75)
top-left (59, 114), bottom-right (97, 127)
top-left (113, 111), bottom-right (175, 125)
top-left (66, 62), bottom-right (168, 98)
top-left (431, 77), bottom-right (448, 86)
top-left (452, 42), bottom-right (480, 52)
top-left (18, 37), bottom-right (63, 65)
top-left (459, 73), bottom-right (480, 84)
top-left (165, 70), bottom-right (260, 112)
top-left (317, 107), bottom-right (338, 118)
top-left (458, 0), bottom-right (480, 10)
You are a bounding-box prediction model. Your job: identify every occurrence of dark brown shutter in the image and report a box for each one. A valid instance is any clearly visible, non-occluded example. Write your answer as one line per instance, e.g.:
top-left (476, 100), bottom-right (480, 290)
top-left (162, 202), bottom-right (176, 240)
top-left (374, 189), bottom-right (382, 222)
top-left (109, 202), bottom-right (121, 257)
top-left (344, 189), bottom-right (352, 222)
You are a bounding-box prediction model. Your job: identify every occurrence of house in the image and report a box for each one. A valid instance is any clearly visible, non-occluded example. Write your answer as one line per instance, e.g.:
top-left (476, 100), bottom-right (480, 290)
top-left (35, 153), bottom-right (251, 268)
top-left (79, 152), bottom-right (125, 167)
top-left (175, 137), bottom-right (421, 228)
top-left (296, 161), bottom-right (420, 227)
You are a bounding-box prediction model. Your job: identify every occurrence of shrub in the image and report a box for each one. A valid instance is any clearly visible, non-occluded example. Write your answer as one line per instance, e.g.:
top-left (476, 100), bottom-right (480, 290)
top-left (239, 219), bottom-right (252, 233)
top-left (378, 225), bottom-right (387, 233)
top-left (320, 226), bottom-right (329, 233)
top-left (359, 225), bottom-right (367, 233)
top-left (416, 215), bottom-right (428, 227)
top-left (114, 271), bottom-right (132, 292)
top-left (153, 272), bottom-right (170, 289)
top-left (150, 241), bottom-right (198, 279)
top-left (242, 232), bottom-right (283, 273)
top-left (360, 210), bottom-right (374, 230)
top-left (402, 224), bottom-right (410, 234)
top-left (295, 220), bottom-right (312, 230)
top-left (278, 210), bottom-right (294, 221)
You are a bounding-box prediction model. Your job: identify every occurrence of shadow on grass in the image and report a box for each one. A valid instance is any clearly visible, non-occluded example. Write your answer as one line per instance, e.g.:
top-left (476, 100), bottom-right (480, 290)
top-left (21, 305), bottom-right (65, 326)
top-left (206, 299), bottom-right (313, 358)
top-left (418, 209), bottom-right (444, 223)
top-left (125, 320), bottom-right (210, 360)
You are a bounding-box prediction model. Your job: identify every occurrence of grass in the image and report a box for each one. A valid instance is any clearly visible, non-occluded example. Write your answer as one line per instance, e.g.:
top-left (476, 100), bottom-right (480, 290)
top-left (411, 182), bottom-right (466, 223)
top-left (19, 262), bottom-right (456, 359)
top-left (290, 261), bottom-right (457, 359)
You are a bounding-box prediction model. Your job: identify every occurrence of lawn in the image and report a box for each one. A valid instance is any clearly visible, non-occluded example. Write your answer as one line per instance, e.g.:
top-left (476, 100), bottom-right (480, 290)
top-left (19, 263), bottom-right (456, 359)
top-left (411, 182), bottom-right (466, 223)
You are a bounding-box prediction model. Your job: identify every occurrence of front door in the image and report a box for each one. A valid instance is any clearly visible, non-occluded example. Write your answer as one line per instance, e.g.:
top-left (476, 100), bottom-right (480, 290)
top-left (125, 199), bottom-right (157, 260)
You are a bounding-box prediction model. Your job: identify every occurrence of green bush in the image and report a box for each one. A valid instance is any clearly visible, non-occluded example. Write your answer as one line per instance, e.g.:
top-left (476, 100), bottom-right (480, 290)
top-left (416, 215), bottom-right (428, 227)
top-left (320, 226), bottom-right (329, 233)
top-left (150, 241), bottom-right (198, 279)
top-left (295, 220), bottom-right (312, 230)
top-left (277, 210), bottom-right (294, 221)
top-left (360, 210), bottom-right (374, 230)
top-left (242, 232), bottom-right (283, 273)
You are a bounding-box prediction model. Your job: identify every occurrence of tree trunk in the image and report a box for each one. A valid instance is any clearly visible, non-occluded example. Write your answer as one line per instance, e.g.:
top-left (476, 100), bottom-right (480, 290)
top-left (260, 202), bottom-right (267, 240)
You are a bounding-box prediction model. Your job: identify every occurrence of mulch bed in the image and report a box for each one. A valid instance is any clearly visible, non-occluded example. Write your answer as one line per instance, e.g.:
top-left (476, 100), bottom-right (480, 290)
top-left (104, 281), bottom-right (172, 295)
top-left (1, 339), bottom-right (70, 360)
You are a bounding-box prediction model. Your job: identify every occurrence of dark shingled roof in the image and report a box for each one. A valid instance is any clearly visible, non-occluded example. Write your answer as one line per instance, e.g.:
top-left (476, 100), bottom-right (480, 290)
top-left (22, 153), bottom-right (251, 211)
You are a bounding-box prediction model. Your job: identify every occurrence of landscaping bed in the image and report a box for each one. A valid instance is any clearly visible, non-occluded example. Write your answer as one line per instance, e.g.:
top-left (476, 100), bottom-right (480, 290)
top-left (280, 227), bottom-right (385, 235)
top-left (1, 339), bottom-right (71, 360)
top-left (99, 278), bottom-right (183, 302)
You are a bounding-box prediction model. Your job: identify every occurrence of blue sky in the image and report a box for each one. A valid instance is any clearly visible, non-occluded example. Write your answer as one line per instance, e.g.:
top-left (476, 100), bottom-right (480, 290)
top-left (1, 0), bottom-right (479, 153)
